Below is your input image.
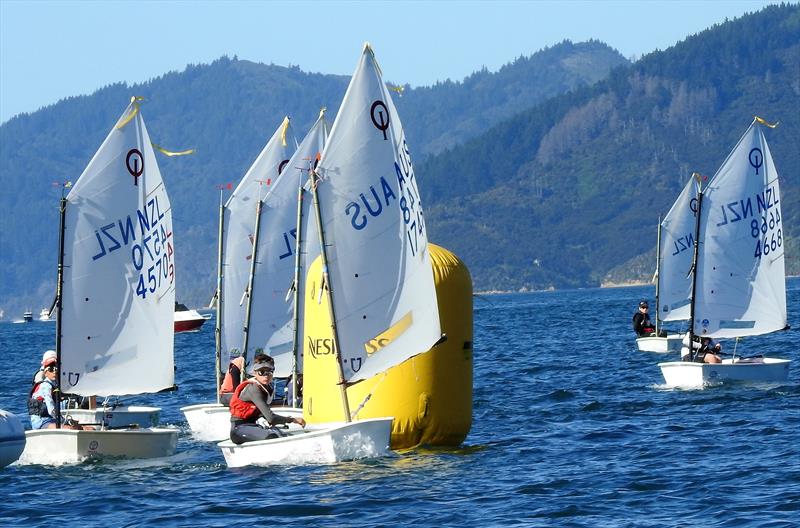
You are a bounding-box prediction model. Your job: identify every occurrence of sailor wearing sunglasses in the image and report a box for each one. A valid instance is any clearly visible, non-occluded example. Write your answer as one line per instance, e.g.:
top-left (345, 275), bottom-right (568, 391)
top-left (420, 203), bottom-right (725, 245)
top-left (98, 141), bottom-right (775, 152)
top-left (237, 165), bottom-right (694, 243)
top-left (229, 353), bottom-right (306, 444)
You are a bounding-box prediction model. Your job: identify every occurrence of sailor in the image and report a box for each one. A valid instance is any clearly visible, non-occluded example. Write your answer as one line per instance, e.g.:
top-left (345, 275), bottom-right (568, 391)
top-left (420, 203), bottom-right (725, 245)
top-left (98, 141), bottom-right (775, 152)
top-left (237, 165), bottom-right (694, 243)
top-left (632, 301), bottom-right (655, 336)
top-left (219, 354), bottom-right (245, 407)
top-left (28, 350), bottom-right (83, 430)
top-left (228, 353), bottom-right (305, 444)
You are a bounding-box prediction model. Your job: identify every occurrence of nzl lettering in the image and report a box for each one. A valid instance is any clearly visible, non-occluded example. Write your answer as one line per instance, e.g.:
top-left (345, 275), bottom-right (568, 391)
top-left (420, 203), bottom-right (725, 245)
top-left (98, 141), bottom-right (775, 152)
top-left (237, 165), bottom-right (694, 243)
top-left (671, 233), bottom-right (694, 256)
top-left (716, 184), bottom-right (779, 227)
top-left (92, 195), bottom-right (165, 260)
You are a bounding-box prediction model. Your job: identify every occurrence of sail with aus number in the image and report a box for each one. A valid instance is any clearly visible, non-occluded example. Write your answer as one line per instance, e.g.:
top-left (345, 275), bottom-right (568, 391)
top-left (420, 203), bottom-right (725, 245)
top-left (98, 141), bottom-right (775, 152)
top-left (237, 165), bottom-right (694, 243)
top-left (60, 100), bottom-right (176, 397)
top-left (220, 118), bottom-right (297, 369)
top-left (253, 112), bottom-right (328, 377)
top-left (658, 176), bottom-right (700, 322)
top-left (693, 120), bottom-right (787, 338)
top-left (313, 43), bottom-right (441, 383)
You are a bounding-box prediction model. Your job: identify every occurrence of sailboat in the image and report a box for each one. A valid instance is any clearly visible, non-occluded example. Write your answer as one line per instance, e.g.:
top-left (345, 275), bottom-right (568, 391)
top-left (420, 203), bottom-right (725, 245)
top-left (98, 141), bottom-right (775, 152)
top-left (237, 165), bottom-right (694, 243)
top-left (658, 118), bottom-right (791, 387)
top-left (219, 43), bottom-right (441, 467)
top-left (0, 409), bottom-right (25, 467)
top-left (181, 117), bottom-right (306, 441)
top-left (20, 99), bottom-right (178, 464)
top-left (636, 178), bottom-right (697, 353)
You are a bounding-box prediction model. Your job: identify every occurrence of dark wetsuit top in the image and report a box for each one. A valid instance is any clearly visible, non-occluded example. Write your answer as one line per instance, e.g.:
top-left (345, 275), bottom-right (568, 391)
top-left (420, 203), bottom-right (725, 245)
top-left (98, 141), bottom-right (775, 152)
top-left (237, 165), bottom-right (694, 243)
top-left (230, 383), bottom-right (293, 427)
top-left (632, 312), bottom-right (653, 336)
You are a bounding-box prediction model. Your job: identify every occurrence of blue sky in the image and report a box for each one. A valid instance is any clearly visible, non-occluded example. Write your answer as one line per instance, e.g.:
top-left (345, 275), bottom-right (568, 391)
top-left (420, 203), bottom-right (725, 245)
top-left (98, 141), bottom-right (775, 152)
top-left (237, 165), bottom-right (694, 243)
top-left (0, 0), bottom-right (780, 123)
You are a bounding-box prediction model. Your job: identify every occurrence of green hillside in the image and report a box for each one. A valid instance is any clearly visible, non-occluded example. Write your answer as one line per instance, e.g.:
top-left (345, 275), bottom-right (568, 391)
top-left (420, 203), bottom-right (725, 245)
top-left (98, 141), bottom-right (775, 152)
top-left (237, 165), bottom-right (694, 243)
top-left (0, 40), bottom-right (624, 315)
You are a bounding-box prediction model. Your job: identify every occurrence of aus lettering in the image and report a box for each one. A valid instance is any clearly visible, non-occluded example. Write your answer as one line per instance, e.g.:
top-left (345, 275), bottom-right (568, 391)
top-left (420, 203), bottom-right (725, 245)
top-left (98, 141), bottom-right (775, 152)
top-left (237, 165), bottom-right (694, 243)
top-left (345, 176), bottom-right (397, 230)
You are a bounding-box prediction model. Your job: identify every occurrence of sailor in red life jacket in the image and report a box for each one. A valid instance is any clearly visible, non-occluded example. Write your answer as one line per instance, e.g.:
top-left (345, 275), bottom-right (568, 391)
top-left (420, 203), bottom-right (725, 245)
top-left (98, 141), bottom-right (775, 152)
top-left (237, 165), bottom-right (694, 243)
top-left (219, 355), bottom-right (245, 407)
top-left (229, 353), bottom-right (305, 444)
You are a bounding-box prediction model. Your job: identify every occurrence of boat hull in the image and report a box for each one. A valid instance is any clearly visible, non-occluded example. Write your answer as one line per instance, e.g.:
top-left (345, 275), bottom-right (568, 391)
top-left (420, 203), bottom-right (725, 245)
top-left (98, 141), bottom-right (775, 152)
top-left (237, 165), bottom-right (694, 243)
top-left (658, 357), bottom-right (791, 388)
top-left (65, 406), bottom-right (161, 429)
top-left (174, 309), bottom-right (209, 333)
top-left (181, 403), bottom-right (302, 442)
top-left (218, 417), bottom-right (393, 467)
top-left (0, 410), bottom-right (25, 467)
top-left (19, 428), bottom-right (178, 465)
top-left (636, 334), bottom-right (683, 353)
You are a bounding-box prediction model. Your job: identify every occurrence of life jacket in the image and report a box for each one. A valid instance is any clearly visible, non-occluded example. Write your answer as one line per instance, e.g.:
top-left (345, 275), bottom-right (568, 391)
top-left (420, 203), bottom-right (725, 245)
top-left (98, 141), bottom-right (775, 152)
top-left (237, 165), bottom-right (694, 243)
top-left (229, 380), bottom-right (274, 420)
top-left (220, 357), bottom-right (245, 394)
top-left (27, 379), bottom-right (53, 418)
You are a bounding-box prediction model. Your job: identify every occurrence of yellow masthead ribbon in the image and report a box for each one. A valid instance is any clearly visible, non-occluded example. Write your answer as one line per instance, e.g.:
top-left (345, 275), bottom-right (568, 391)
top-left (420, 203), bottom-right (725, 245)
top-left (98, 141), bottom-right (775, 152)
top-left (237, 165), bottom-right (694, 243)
top-left (754, 116), bottom-right (779, 128)
top-left (280, 116), bottom-right (291, 147)
top-left (151, 143), bottom-right (195, 157)
top-left (116, 96), bottom-right (145, 130)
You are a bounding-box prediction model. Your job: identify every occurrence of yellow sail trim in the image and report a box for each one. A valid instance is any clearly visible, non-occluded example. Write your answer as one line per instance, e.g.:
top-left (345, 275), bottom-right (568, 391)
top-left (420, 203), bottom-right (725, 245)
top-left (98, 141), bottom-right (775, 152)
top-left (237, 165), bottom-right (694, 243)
top-left (151, 143), bottom-right (195, 157)
top-left (115, 96), bottom-right (145, 130)
top-left (280, 116), bottom-right (290, 147)
top-left (364, 311), bottom-right (413, 356)
top-left (754, 116), bottom-right (779, 128)
top-left (389, 85), bottom-right (404, 96)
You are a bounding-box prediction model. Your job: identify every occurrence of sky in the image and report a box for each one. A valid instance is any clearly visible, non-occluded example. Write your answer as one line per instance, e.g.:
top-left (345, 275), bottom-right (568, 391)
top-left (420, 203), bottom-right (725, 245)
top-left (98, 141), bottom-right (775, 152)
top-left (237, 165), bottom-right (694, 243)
top-left (0, 0), bottom-right (782, 123)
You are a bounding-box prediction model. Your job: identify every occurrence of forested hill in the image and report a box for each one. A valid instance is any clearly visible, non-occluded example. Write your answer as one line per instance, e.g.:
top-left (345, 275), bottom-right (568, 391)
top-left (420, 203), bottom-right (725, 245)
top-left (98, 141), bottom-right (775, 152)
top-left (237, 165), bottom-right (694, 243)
top-left (0, 40), bottom-right (626, 315)
top-left (420, 3), bottom-right (800, 291)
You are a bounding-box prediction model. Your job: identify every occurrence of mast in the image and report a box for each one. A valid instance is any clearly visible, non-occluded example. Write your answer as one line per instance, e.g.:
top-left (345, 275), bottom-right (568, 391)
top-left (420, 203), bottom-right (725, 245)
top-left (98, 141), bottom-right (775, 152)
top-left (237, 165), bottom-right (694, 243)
top-left (687, 173), bottom-right (704, 362)
top-left (54, 189), bottom-right (68, 429)
top-left (288, 179), bottom-right (305, 408)
top-left (654, 216), bottom-right (662, 336)
top-left (214, 188), bottom-right (225, 402)
top-left (309, 169), bottom-right (351, 422)
top-left (240, 196), bottom-right (264, 370)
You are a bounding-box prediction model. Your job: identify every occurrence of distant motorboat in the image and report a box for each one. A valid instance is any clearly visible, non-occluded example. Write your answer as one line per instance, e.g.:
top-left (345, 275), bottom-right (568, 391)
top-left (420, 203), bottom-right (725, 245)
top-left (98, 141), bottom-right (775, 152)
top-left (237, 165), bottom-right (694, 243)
top-left (22, 310), bottom-right (33, 323)
top-left (39, 308), bottom-right (54, 322)
top-left (174, 302), bottom-right (209, 333)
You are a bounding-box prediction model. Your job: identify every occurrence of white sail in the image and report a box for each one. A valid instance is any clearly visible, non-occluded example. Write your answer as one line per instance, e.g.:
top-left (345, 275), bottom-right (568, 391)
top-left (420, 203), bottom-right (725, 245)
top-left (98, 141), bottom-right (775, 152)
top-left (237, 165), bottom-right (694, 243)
top-left (252, 113), bottom-right (327, 377)
top-left (61, 101), bottom-right (175, 397)
top-left (694, 121), bottom-right (787, 338)
top-left (314, 44), bottom-right (441, 383)
top-left (658, 176), bottom-right (699, 321)
top-left (220, 118), bottom-right (297, 368)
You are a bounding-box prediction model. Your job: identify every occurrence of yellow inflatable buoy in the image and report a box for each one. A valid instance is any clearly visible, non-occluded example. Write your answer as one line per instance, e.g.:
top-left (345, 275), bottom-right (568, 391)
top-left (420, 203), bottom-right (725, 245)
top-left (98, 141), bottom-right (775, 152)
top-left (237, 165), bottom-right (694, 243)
top-left (302, 243), bottom-right (473, 448)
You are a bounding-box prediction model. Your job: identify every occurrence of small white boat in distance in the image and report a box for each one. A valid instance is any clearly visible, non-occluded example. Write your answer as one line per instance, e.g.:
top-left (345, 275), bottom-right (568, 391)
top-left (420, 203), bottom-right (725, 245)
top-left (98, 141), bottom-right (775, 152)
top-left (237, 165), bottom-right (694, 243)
top-left (636, 334), bottom-right (683, 353)
top-left (181, 403), bottom-right (302, 442)
top-left (660, 357), bottom-right (790, 388)
top-left (39, 308), bottom-right (54, 321)
top-left (219, 417), bottom-right (392, 467)
top-left (174, 302), bottom-right (209, 333)
top-left (22, 310), bottom-right (33, 322)
top-left (0, 410), bottom-right (25, 467)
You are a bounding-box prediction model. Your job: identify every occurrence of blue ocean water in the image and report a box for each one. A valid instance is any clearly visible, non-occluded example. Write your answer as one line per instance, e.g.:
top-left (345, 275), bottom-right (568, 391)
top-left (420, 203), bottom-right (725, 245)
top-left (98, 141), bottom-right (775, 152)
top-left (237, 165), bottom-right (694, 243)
top-left (1, 280), bottom-right (798, 527)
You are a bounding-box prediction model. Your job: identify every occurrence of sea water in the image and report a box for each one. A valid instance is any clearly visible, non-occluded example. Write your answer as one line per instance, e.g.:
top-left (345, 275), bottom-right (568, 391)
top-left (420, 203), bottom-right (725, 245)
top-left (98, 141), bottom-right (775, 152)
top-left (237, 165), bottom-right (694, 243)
top-left (1, 280), bottom-right (797, 526)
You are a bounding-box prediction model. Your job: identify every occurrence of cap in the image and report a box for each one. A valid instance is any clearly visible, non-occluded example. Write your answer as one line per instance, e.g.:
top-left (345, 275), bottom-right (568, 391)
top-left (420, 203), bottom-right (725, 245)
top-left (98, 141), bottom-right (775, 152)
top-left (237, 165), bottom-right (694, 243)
top-left (41, 350), bottom-right (57, 367)
top-left (639, 301), bottom-right (649, 308)
top-left (251, 355), bottom-right (275, 374)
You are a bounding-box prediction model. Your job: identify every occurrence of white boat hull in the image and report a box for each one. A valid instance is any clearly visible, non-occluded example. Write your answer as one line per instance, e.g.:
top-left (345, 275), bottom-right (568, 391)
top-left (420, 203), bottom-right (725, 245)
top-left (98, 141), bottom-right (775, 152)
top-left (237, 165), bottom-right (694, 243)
top-left (64, 406), bottom-right (161, 429)
top-left (658, 357), bottom-right (791, 388)
top-left (0, 410), bottom-right (25, 468)
top-left (19, 427), bottom-right (178, 465)
top-left (636, 334), bottom-right (683, 353)
top-left (181, 402), bottom-right (302, 442)
top-left (218, 417), bottom-right (393, 467)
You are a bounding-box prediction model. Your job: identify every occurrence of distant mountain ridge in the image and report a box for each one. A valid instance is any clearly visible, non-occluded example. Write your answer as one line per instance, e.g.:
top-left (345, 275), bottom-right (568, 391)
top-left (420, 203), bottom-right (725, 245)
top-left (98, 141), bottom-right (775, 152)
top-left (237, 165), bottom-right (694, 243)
top-left (0, 39), bottom-right (626, 315)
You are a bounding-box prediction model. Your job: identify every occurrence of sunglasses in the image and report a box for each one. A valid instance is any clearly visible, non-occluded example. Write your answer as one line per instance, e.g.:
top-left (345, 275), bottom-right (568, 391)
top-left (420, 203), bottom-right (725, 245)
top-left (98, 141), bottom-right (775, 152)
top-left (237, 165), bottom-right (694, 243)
top-left (255, 368), bottom-right (274, 376)
top-left (45, 366), bottom-right (57, 372)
